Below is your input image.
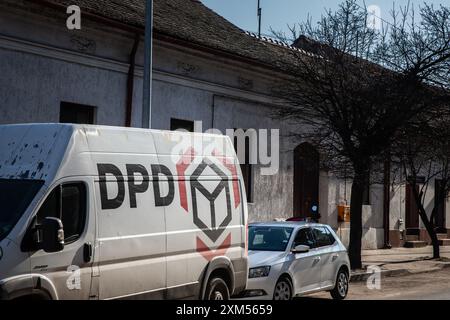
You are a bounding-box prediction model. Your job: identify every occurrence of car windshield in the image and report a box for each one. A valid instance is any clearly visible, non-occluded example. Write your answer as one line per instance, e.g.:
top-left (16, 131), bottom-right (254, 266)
top-left (248, 226), bottom-right (294, 252)
top-left (0, 179), bottom-right (44, 241)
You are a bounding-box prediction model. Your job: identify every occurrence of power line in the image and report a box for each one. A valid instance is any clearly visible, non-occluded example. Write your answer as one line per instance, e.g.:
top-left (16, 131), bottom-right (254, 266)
top-left (354, 1), bottom-right (418, 31)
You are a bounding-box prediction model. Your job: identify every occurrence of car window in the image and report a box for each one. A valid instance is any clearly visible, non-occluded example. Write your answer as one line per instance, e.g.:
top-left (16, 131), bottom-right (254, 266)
top-left (292, 228), bottom-right (315, 249)
top-left (36, 183), bottom-right (87, 244)
top-left (312, 227), bottom-right (336, 247)
top-left (248, 226), bottom-right (294, 251)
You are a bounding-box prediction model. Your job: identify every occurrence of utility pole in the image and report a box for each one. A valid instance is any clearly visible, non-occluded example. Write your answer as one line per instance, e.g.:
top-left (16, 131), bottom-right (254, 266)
top-left (257, 0), bottom-right (262, 37)
top-left (142, 0), bottom-right (153, 129)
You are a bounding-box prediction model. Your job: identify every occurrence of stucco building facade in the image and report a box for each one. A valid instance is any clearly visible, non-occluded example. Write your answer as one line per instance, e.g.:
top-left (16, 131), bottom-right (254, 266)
top-left (1, 0), bottom-right (448, 249)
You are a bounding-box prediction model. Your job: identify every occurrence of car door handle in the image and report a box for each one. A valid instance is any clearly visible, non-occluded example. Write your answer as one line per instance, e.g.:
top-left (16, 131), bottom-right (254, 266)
top-left (83, 242), bottom-right (93, 263)
top-left (313, 256), bottom-right (321, 262)
top-left (332, 254), bottom-right (339, 262)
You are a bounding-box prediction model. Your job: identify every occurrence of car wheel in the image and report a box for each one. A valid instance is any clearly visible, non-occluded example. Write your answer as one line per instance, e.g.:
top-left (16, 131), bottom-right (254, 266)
top-left (273, 277), bottom-right (293, 300)
top-left (205, 277), bottom-right (230, 300)
top-left (330, 269), bottom-right (349, 300)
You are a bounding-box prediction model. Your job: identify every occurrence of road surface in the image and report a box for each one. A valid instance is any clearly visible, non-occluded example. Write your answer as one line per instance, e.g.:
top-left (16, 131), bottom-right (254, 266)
top-left (302, 268), bottom-right (450, 300)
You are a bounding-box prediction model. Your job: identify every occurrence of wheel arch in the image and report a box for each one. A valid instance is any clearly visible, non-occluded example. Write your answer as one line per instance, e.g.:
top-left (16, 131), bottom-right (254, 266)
top-left (277, 273), bottom-right (294, 289)
top-left (340, 264), bottom-right (350, 276)
top-left (1, 274), bottom-right (57, 300)
top-left (199, 256), bottom-right (235, 299)
top-left (273, 273), bottom-right (294, 299)
top-left (334, 264), bottom-right (350, 288)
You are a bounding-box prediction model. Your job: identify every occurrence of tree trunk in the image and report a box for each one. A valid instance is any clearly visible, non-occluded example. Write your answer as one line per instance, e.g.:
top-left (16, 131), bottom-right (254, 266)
top-left (348, 170), bottom-right (367, 270)
top-left (412, 187), bottom-right (440, 259)
top-left (419, 208), bottom-right (440, 259)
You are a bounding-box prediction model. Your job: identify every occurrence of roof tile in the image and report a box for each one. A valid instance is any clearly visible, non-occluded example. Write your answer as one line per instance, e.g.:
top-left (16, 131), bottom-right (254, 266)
top-left (44, 0), bottom-right (299, 71)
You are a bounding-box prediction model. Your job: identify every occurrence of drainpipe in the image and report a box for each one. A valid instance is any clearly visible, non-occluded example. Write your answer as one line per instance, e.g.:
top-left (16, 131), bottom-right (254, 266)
top-left (211, 94), bottom-right (216, 128)
top-left (383, 151), bottom-right (392, 248)
top-left (125, 34), bottom-right (140, 127)
top-left (33, 0), bottom-right (144, 127)
top-left (142, 0), bottom-right (154, 129)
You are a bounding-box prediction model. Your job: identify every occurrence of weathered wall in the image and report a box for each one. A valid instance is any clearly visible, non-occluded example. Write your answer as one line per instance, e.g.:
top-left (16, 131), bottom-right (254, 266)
top-left (211, 96), bottom-right (296, 222)
top-left (320, 174), bottom-right (385, 249)
top-left (0, 1), bottom-right (296, 225)
top-left (389, 178), bottom-right (450, 229)
top-left (2, 0), bottom-right (448, 250)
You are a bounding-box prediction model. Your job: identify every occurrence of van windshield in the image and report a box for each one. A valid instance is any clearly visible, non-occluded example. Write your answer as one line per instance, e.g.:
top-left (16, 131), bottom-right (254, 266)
top-left (0, 179), bottom-right (44, 241)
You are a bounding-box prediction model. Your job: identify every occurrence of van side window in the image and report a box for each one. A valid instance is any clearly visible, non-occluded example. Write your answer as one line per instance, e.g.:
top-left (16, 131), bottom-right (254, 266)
top-left (312, 227), bottom-right (336, 247)
top-left (36, 183), bottom-right (87, 244)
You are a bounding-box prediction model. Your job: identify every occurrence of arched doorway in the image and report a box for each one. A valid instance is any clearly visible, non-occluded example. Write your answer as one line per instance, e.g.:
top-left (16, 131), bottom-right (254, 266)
top-left (293, 143), bottom-right (320, 218)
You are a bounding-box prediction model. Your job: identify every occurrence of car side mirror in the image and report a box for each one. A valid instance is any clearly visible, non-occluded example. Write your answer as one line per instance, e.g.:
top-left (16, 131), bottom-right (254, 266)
top-left (41, 217), bottom-right (65, 253)
top-left (292, 245), bottom-right (310, 254)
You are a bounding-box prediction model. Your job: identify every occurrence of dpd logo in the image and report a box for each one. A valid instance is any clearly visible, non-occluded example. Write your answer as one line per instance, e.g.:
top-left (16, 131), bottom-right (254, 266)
top-left (176, 148), bottom-right (241, 261)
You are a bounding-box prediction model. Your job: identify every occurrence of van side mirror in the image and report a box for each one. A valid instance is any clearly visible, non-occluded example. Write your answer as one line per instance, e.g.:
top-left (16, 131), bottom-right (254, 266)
top-left (41, 217), bottom-right (65, 253)
top-left (292, 245), bottom-right (310, 254)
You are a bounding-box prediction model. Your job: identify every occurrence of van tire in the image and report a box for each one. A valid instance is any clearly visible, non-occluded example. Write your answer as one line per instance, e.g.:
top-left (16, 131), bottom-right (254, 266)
top-left (205, 277), bottom-right (230, 300)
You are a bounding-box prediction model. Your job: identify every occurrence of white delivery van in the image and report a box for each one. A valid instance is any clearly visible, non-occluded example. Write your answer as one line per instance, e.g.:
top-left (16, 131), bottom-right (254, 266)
top-left (0, 124), bottom-right (248, 300)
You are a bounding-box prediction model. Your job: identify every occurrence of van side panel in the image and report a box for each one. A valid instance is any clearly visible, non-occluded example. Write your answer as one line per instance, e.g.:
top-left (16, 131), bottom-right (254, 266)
top-left (92, 154), bottom-right (167, 300)
top-left (157, 147), bottom-right (246, 297)
top-left (165, 178), bottom-right (245, 294)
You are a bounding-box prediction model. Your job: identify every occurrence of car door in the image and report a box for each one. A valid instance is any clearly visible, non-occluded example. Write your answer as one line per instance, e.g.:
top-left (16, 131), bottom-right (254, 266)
top-left (25, 179), bottom-right (95, 300)
top-left (311, 226), bottom-right (338, 289)
top-left (289, 227), bottom-right (322, 294)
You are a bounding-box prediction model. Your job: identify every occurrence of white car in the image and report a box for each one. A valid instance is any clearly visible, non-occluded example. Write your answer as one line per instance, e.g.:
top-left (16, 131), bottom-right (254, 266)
top-left (243, 221), bottom-right (350, 300)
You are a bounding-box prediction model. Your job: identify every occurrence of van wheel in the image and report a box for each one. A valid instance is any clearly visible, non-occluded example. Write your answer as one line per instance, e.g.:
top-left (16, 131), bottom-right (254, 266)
top-left (205, 277), bottom-right (230, 300)
top-left (330, 269), bottom-right (349, 300)
top-left (273, 277), bottom-right (293, 300)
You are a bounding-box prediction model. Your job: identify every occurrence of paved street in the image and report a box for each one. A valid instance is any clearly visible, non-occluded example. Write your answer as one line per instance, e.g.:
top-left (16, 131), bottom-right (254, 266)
top-left (302, 268), bottom-right (450, 300)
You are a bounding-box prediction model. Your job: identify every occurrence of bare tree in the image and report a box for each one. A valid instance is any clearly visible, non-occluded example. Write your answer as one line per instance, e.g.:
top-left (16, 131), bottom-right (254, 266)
top-left (375, 2), bottom-right (450, 90)
top-left (272, 0), bottom-right (450, 269)
top-left (392, 108), bottom-right (450, 259)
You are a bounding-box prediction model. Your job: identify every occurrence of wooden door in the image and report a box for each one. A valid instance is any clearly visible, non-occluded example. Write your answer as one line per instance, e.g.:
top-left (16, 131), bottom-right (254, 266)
top-left (294, 143), bottom-right (319, 218)
top-left (405, 183), bottom-right (420, 229)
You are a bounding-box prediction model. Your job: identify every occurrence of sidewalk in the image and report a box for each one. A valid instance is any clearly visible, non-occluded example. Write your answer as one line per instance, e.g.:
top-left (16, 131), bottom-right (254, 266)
top-left (351, 246), bottom-right (450, 282)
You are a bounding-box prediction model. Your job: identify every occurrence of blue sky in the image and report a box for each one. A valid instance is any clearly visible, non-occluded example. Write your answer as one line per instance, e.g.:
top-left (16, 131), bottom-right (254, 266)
top-left (201, 0), bottom-right (449, 37)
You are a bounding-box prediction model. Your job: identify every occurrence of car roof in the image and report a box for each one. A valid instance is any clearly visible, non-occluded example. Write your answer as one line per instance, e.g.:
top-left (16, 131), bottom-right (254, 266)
top-left (249, 221), bottom-right (330, 230)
